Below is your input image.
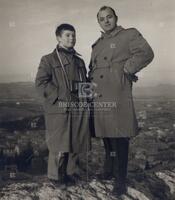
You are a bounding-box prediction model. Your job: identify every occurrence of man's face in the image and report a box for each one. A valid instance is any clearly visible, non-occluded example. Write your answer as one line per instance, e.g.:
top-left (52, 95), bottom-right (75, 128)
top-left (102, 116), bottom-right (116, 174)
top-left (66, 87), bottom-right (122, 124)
top-left (98, 8), bottom-right (117, 32)
top-left (57, 30), bottom-right (76, 49)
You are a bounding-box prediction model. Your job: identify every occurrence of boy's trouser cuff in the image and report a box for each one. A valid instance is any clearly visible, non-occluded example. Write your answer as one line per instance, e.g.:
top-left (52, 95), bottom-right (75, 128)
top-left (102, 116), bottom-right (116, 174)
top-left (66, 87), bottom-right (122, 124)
top-left (47, 152), bottom-right (80, 180)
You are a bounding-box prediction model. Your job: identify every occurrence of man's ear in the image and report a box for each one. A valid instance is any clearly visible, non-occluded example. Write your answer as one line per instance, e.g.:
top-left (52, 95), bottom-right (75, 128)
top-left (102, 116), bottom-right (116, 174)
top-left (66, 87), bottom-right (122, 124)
top-left (115, 15), bottom-right (118, 24)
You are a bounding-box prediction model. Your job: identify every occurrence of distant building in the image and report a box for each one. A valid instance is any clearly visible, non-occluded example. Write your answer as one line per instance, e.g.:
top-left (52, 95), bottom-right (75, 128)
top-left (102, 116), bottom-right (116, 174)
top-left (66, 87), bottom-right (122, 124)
top-left (4, 164), bottom-right (18, 179)
top-left (3, 147), bottom-right (16, 157)
top-left (5, 164), bottom-right (18, 172)
top-left (13, 130), bottom-right (21, 135)
top-left (14, 145), bottom-right (20, 155)
top-left (30, 117), bottom-right (41, 129)
top-left (138, 110), bottom-right (147, 120)
top-left (5, 136), bottom-right (17, 148)
top-left (31, 121), bottom-right (37, 128)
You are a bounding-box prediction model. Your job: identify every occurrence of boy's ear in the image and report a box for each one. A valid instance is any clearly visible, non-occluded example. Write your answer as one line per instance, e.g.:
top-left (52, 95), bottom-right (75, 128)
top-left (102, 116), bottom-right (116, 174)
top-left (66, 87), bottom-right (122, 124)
top-left (56, 36), bottom-right (60, 42)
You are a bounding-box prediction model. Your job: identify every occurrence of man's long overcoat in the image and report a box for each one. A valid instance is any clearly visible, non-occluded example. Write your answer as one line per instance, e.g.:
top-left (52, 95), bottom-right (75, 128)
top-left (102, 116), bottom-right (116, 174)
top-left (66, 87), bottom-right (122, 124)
top-left (89, 26), bottom-right (154, 138)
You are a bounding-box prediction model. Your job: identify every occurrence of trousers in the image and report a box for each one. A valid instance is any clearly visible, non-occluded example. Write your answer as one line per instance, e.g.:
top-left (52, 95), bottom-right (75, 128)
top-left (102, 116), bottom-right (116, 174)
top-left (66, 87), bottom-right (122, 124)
top-left (47, 151), bottom-right (80, 180)
top-left (103, 137), bottom-right (129, 182)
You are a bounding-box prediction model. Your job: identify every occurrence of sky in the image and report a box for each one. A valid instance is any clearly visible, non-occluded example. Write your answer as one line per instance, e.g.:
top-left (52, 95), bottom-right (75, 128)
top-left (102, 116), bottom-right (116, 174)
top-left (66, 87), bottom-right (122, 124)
top-left (0, 0), bottom-right (174, 86)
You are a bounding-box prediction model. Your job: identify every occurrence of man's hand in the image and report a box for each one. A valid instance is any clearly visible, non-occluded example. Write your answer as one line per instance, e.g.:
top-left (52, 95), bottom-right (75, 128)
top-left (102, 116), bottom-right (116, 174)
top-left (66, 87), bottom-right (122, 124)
top-left (123, 68), bottom-right (138, 82)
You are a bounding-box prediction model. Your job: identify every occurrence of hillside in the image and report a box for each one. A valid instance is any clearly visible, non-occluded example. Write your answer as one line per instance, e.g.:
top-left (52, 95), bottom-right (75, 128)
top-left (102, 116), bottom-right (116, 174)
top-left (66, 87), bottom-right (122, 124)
top-left (0, 82), bottom-right (175, 100)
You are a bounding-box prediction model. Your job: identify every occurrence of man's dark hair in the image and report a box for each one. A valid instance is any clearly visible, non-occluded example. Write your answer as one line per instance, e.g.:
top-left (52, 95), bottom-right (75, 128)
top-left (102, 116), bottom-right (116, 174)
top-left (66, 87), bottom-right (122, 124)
top-left (97, 6), bottom-right (118, 21)
top-left (55, 23), bottom-right (75, 36)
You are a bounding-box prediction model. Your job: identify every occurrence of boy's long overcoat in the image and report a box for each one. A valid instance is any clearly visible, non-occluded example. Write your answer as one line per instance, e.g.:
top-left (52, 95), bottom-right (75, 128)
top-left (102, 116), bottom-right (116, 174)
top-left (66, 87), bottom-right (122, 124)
top-left (35, 48), bottom-right (90, 154)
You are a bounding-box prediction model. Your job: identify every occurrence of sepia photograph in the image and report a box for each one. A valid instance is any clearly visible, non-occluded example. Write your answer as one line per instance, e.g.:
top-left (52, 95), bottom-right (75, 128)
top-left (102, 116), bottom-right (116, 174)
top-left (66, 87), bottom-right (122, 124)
top-left (0, 0), bottom-right (175, 199)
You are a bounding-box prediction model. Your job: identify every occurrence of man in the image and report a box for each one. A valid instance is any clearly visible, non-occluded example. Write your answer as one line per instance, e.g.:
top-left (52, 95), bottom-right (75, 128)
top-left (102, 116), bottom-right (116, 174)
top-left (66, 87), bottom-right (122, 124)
top-left (89, 6), bottom-right (154, 196)
top-left (35, 24), bottom-right (90, 186)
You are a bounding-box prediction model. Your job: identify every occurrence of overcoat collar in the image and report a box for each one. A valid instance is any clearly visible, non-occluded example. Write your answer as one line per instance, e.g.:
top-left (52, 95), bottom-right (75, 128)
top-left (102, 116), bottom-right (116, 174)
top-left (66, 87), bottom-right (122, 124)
top-left (56, 45), bottom-right (81, 56)
top-left (91, 26), bottom-right (124, 67)
top-left (101, 25), bottom-right (124, 38)
top-left (52, 46), bottom-right (81, 68)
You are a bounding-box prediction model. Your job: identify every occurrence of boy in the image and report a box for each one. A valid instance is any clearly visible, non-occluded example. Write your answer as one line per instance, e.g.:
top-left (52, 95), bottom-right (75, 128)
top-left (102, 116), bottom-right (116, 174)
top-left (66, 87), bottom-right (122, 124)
top-left (35, 24), bottom-right (90, 186)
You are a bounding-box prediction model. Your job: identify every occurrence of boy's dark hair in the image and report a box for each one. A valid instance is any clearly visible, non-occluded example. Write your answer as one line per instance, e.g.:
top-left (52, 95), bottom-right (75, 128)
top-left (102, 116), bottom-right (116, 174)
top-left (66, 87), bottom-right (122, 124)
top-left (97, 6), bottom-right (118, 21)
top-left (55, 23), bottom-right (75, 36)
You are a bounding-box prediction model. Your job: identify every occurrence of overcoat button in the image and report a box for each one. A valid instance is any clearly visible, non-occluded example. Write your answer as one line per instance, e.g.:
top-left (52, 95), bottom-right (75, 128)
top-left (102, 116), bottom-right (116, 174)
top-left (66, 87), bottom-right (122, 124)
top-left (100, 75), bottom-right (103, 78)
top-left (104, 57), bottom-right (107, 60)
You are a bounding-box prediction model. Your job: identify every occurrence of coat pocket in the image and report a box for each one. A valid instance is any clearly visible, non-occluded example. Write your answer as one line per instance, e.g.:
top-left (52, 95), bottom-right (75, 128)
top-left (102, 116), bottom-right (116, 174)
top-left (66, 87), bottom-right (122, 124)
top-left (44, 99), bottom-right (68, 114)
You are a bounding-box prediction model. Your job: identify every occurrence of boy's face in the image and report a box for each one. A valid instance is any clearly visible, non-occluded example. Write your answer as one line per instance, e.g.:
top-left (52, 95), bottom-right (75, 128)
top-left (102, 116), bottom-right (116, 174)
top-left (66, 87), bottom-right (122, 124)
top-left (57, 30), bottom-right (76, 49)
top-left (98, 8), bottom-right (117, 32)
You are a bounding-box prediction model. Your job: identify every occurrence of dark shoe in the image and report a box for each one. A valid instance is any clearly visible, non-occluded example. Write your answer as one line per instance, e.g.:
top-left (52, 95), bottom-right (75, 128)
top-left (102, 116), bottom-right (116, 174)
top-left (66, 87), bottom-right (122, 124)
top-left (112, 181), bottom-right (127, 196)
top-left (69, 174), bottom-right (81, 182)
top-left (49, 179), bottom-right (66, 189)
top-left (97, 172), bottom-right (113, 180)
top-left (64, 175), bottom-right (76, 186)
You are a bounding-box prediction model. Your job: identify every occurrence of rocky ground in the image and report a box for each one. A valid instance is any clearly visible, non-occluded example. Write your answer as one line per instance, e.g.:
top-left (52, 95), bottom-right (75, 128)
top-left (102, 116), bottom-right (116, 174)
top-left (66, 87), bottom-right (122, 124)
top-left (0, 129), bottom-right (175, 200)
top-left (0, 162), bottom-right (174, 200)
top-left (0, 99), bottom-right (175, 200)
